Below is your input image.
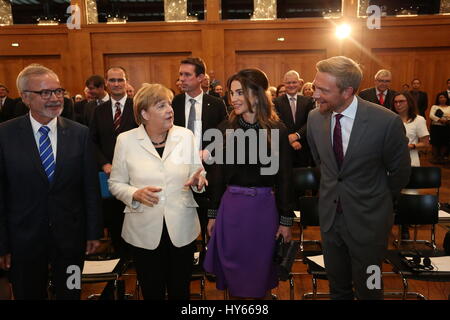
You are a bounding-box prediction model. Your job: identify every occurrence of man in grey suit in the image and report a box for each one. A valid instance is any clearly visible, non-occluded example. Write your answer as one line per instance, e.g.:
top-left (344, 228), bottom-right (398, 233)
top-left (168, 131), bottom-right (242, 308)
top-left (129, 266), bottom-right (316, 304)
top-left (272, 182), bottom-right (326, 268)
top-left (307, 56), bottom-right (411, 300)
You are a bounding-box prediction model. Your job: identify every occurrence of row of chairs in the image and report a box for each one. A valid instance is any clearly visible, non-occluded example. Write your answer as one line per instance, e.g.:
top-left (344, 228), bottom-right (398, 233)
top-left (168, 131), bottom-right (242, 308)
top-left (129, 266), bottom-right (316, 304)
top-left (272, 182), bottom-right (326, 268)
top-left (291, 166), bottom-right (443, 300)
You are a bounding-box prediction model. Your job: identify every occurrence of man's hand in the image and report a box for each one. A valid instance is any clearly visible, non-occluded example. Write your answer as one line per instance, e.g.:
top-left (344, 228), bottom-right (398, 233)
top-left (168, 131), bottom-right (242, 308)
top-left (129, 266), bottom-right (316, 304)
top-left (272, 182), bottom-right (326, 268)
top-left (0, 254), bottom-right (11, 270)
top-left (85, 241), bottom-right (100, 255)
top-left (102, 163), bottom-right (112, 176)
top-left (291, 141), bottom-right (302, 150)
top-left (288, 133), bottom-right (299, 144)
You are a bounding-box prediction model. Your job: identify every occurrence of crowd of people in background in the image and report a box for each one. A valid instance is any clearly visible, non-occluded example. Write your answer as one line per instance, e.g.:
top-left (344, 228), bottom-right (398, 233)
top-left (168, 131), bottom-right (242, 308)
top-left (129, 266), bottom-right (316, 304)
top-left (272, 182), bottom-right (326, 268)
top-left (0, 57), bottom-right (449, 301)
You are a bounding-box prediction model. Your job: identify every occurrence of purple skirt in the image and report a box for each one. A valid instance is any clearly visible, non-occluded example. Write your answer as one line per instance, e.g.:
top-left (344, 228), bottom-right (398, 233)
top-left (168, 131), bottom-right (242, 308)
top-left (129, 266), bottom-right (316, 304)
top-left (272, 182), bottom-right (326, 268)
top-left (203, 185), bottom-right (279, 298)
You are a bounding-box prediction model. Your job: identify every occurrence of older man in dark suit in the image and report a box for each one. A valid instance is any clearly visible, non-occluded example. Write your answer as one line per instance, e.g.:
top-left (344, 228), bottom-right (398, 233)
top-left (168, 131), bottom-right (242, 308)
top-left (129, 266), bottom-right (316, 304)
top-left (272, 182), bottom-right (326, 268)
top-left (0, 64), bottom-right (102, 300)
top-left (274, 70), bottom-right (315, 167)
top-left (89, 66), bottom-right (137, 258)
top-left (358, 69), bottom-right (397, 110)
top-left (308, 56), bottom-right (410, 300)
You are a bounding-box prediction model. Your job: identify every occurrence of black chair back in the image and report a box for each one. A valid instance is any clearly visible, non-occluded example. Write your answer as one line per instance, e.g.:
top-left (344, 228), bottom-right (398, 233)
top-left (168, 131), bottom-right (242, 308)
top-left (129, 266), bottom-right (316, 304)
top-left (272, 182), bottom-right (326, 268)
top-left (405, 167), bottom-right (441, 189)
top-left (395, 194), bottom-right (439, 225)
top-left (292, 167), bottom-right (320, 198)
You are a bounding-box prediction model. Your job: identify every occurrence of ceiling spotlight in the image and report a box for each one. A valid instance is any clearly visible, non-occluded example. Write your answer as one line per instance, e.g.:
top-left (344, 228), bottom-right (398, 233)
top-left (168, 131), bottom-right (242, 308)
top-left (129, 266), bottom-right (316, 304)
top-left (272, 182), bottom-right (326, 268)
top-left (336, 24), bottom-right (351, 39)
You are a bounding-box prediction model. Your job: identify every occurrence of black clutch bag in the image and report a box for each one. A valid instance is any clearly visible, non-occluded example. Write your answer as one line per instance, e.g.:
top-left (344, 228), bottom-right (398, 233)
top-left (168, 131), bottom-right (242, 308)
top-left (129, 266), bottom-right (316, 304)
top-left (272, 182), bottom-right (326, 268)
top-left (435, 108), bottom-right (444, 118)
top-left (274, 236), bottom-right (300, 281)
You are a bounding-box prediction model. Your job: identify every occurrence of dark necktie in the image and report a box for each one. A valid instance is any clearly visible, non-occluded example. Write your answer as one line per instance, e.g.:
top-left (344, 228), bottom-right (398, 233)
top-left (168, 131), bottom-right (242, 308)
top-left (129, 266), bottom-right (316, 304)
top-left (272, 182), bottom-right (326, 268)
top-left (333, 114), bottom-right (344, 169)
top-left (38, 126), bottom-right (56, 182)
top-left (333, 114), bottom-right (344, 213)
top-left (187, 98), bottom-right (196, 133)
top-left (113, 102), bottom-right (122, 132)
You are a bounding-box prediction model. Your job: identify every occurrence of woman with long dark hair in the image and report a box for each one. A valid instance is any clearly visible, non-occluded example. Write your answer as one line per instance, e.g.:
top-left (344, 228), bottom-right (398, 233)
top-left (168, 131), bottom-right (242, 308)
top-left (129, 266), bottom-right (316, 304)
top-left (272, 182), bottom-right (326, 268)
top-left (204, 69), bottom-right (294, 299)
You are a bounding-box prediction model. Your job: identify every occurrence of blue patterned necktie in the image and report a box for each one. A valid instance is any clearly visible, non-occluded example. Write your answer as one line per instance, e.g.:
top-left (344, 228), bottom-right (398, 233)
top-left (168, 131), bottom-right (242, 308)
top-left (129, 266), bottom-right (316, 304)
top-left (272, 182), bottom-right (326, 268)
top-left (38, 126), bottom-right (56, 182)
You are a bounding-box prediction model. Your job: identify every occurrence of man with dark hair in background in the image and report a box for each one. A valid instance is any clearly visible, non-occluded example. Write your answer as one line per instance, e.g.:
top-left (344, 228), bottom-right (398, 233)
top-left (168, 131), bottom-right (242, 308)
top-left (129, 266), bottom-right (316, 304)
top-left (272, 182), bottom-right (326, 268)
top-left (172, 57), bottom-right (228, 247)
top-left (410, 78), bottom-right (428, 118)
top-left (75, 75), bottom-right (109, 126)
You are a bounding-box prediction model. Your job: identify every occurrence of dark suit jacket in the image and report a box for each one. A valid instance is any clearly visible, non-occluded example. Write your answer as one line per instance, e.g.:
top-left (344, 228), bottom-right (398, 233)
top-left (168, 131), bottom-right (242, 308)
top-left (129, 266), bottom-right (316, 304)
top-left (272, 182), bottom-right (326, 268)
top-left (274, 94), bottom-right (315, 167)
top-left (358, 87), bottom-right (397, 110)
top-left (74, 100), bottom-right (99, 126)
top-left (172, 93), bottom-right (228, 150)
top-left (12, 97), bottom-right (75, 120)
top-left (89, 98), bottom-right (138, 169)
top-left (307, 97), bottom-right (411, 244)
top-left (0, 97), bottom-right (16, 122)
top-left (409, 90), bottom-right (428, 117)
top-left (0, 116), bottom-right (102, 259)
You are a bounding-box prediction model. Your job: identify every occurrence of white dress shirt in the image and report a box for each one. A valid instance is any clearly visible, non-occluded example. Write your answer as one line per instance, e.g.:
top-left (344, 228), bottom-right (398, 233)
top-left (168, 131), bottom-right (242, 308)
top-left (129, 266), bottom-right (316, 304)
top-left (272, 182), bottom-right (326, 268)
top-left (30, 113), bottom-right (58, 161)
top-left (331, 95), bottom-right (358, 156)
top-left (111, 95), bottom-right (127, 118)
top-left (184, 92), bottom-right (203, 150)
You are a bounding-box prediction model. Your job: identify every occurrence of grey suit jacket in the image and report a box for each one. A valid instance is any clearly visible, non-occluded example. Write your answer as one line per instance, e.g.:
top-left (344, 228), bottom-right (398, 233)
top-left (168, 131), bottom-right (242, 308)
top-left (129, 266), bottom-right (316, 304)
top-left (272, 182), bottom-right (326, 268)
top-left (307, 97), bottom-right (411, 245)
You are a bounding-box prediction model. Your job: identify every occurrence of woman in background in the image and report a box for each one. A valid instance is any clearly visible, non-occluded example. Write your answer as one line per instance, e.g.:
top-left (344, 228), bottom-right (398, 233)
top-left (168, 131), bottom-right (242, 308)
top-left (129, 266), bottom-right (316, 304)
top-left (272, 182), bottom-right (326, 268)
top-left (429, 93), bottom-right (450, 164)
top-left (392, 91), bottom-right (429, 240)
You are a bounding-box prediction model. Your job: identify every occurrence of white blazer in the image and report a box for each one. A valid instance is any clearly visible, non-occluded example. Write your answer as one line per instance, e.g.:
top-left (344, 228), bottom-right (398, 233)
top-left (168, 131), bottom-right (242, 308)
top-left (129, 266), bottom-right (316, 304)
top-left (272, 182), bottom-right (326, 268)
top-left (108, 124), bottom-right (203, 250)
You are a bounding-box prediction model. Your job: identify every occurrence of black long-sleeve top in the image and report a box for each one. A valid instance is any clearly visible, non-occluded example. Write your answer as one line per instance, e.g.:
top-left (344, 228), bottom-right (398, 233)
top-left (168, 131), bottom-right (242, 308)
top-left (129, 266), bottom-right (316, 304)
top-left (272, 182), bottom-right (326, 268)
top-left (207, 117), bottom-right (295, 226)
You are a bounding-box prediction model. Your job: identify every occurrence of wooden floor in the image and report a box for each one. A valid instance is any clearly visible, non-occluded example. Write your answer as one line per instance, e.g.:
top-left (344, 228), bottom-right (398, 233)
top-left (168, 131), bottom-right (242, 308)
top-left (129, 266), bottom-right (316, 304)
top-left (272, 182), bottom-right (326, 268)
top-left (81, 152), bottom-right (450, 301)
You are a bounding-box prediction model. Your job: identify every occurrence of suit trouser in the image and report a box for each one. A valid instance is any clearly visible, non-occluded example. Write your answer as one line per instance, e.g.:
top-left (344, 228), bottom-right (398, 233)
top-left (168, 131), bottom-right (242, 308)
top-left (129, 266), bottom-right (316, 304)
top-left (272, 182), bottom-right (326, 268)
top-left (103, 198), bottom-right (129, 259)
top-left (321, 212), bottom-right (387, 300)
top-left (130, 221), bottom-right (196, 300)
top-left (9, 246), bottom-right (84, 300)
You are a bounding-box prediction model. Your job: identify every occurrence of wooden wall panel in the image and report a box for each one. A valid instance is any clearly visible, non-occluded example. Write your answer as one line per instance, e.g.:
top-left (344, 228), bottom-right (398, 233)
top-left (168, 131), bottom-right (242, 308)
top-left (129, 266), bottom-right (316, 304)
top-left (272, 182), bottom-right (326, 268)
top-left (0, 55), bottom-right (61, 98)
top-left (0, 16), bottom-right (450, 103)
top-left (105, 53), bottom-right (189, 92)
top-left (235, 50), bottom-right (327, 87)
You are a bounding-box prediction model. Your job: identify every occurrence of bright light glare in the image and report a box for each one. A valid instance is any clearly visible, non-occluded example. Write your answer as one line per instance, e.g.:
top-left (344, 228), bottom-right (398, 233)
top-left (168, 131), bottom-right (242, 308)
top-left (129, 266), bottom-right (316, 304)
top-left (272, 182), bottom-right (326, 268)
top-left (336, 24), bottom-right (351, 39)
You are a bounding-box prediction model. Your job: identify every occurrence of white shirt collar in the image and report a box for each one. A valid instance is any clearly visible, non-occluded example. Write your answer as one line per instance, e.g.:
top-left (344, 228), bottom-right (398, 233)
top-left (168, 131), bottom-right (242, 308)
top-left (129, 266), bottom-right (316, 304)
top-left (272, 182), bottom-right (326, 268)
top-left (101, 93), bottom-right (109, 103)
top-left (286, 93), bottom-right (297, 101)
top-left (333, 95), bottom-right (358, 120)
top-left (111, 95), bottom-right (127, 107)
top-left (29, 113), bottom-right (58, 135)
top-left (186, 91), bottom-right (203, 104)
top-left (376, 88), bottom-right (386, 96)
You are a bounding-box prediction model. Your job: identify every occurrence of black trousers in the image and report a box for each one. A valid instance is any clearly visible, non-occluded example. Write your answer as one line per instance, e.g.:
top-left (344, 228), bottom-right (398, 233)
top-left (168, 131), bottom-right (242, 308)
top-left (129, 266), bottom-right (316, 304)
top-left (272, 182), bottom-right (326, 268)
top-left (103, 197), bottom-right (129, 259)
top-left (130, 222), bottom-right (196, 300)
top-left (9, 247), bottom-right (84, 300)
top-left (321, 212), bottom-right (387, 300)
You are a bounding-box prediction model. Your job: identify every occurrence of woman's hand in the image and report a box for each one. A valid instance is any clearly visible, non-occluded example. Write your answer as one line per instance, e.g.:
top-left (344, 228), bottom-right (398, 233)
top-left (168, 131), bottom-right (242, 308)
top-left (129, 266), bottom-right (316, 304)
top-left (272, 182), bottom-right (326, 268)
top-left (275, 225), bottom-right (292, 242)
top-left (184, 168), bottom-right (208, 190)
top-left (207, 219), bottom-right (216, 237)
top-left (132, 186), bottom-right (162, 207)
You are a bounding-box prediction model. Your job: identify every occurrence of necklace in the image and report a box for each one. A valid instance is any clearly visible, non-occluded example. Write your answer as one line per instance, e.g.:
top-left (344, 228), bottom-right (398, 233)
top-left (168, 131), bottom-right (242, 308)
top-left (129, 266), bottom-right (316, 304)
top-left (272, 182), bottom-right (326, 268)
top-left (150, 132), bottom-right (168, 146)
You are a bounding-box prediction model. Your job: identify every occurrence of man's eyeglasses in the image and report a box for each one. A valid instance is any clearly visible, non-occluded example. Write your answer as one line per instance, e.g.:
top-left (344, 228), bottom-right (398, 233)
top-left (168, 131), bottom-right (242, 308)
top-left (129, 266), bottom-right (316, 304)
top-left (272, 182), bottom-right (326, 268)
top-left (24, 88), bottom-right (65, 99)
top-left (376, 79), bottom-right (391, 83)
